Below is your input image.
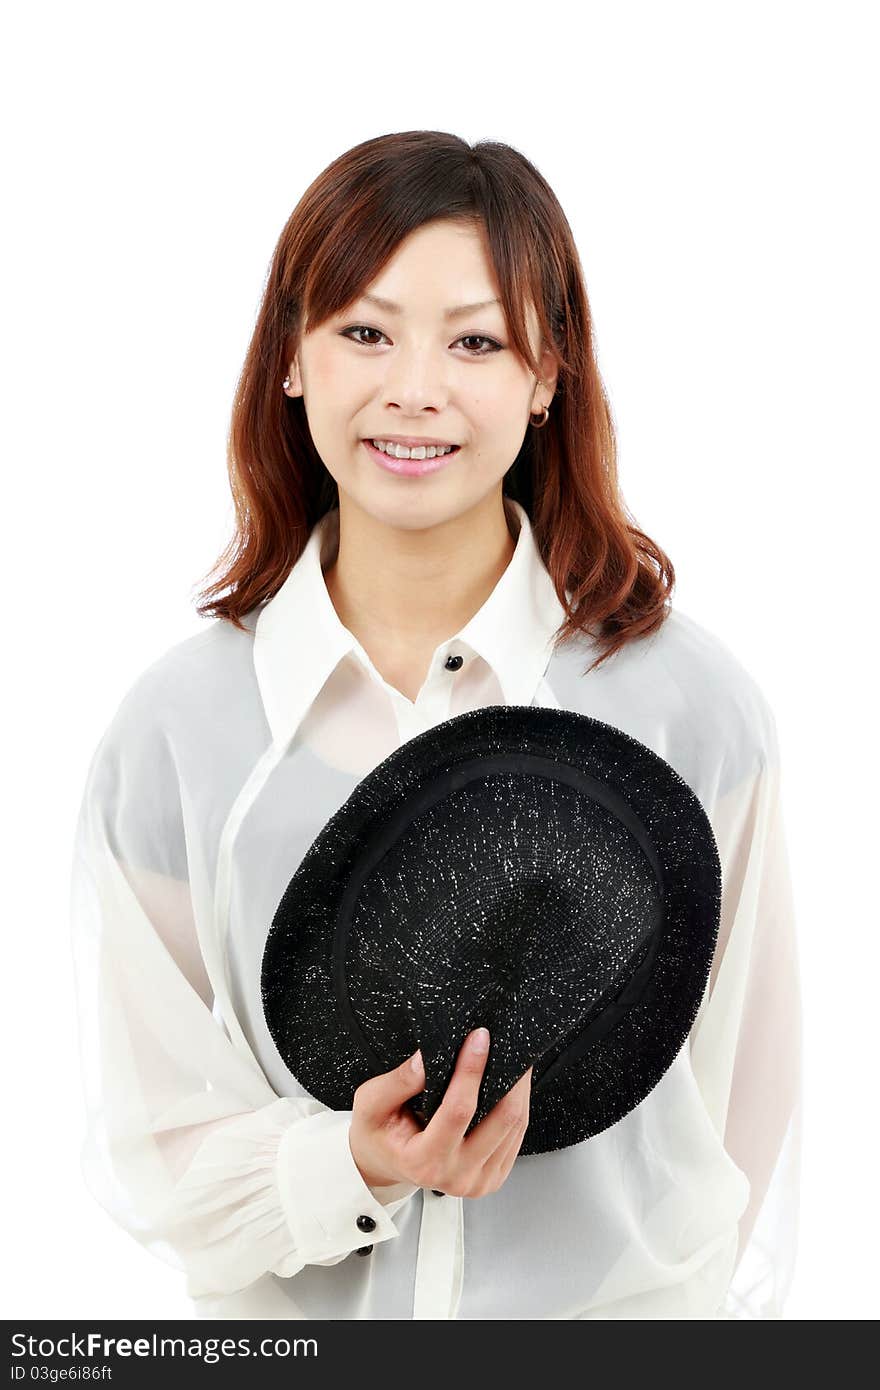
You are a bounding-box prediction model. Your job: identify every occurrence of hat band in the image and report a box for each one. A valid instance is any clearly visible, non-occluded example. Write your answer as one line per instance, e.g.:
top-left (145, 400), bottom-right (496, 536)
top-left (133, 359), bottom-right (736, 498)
top-left (332, 752), bottom-right (666, 1082)
top-left (531, 915), bottom-right (662, 1094)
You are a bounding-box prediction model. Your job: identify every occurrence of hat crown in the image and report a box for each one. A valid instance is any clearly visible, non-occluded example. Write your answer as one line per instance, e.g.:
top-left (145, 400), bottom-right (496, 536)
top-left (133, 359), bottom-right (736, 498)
top-left (344, 776), bottom-right (663, 1114)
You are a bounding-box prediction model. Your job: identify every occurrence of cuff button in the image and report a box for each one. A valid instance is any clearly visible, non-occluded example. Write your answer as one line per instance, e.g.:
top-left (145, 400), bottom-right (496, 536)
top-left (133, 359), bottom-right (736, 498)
top-left (356, 1244), bottom-right (374, 1256)
top-left (356, 1214), bottom-right (377, 1233)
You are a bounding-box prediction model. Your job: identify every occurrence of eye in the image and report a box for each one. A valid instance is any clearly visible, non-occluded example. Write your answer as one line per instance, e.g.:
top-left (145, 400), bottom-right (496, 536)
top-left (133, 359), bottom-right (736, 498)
top-left (457, 335), bottom-right (504, 355)
top-left (340, 326), bottom-right (504, 356)
top-left (341, 325), bottom-right (386, 347)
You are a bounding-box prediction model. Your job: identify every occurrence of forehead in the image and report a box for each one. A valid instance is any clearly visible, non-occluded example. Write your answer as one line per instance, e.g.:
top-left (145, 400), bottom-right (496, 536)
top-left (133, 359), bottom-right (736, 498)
top-left (307, 220), bottom-right (543, 344)
top-left (356, 221), bottom-right (508, 314)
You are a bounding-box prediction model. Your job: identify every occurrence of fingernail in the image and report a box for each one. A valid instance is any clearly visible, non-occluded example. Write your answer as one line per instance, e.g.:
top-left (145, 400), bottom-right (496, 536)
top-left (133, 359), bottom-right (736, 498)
top-left (410, 1048), bottom-right (423, 1072)
top-left (471, 1027), bottom-right (490, 1053)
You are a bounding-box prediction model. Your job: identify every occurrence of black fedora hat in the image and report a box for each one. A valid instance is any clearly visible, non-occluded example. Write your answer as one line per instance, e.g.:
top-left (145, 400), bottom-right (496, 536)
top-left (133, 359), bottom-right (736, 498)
top-left (260, 705), bottom-right (721, 1155)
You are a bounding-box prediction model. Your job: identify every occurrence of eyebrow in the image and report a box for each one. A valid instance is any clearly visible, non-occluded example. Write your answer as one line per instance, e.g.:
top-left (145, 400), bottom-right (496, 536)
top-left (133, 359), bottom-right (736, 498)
top-left (357, 292), bottom-right (502, 321)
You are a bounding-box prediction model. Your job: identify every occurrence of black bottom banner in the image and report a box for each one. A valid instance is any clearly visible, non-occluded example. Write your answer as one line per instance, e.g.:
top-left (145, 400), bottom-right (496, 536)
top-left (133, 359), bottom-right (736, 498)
top-left (3, 1319), bottom-right (572, 1383)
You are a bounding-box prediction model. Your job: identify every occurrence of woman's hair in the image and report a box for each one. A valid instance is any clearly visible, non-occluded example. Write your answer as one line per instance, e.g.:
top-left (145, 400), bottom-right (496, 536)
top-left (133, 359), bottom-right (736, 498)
top-left (194, 130), bottom-right (674, 672)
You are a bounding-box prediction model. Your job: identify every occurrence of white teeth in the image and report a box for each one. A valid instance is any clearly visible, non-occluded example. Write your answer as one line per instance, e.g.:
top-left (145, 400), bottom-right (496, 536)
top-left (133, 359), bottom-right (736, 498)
top-left (370, 440), bottom-right (456, 460)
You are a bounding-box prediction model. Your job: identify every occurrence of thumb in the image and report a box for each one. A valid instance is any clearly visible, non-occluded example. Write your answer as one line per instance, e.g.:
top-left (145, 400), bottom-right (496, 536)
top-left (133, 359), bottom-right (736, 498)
top-left (401, 1047), bottom-right (425, 1093)
top-left (399, 1049), bottom-right (428, 1124)
top-left (388, 1047), bottom-right (425, 1102)
top-left (364, 1048), bottom-right (425, 1116)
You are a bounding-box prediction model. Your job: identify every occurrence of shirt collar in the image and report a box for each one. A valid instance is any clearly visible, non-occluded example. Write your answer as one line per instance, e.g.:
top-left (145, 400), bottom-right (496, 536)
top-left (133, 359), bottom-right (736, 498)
top-left (253, 497), bottom-right (568, 750)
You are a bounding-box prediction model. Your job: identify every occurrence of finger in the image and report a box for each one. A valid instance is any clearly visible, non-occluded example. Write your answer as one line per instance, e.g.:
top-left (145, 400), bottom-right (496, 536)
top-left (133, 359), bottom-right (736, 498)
top-left (506, 1063), bottom-right (534, 1099)
top-left (482, 1110), bottom-right (529, 1185)
top-left (462, 1064), bottom-right (532, 1167)
top-left (356, 1049), bottom-right (426, 1125)
top-left (476, 1068), bottom-right (533, 1178)
top-left (420, 1028), bottom-right (492, 1162)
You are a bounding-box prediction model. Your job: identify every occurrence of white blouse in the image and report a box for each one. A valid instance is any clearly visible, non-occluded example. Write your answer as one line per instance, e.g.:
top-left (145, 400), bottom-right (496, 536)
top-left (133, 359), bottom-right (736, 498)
top-left (69, 497), bottom-right (802, 1320)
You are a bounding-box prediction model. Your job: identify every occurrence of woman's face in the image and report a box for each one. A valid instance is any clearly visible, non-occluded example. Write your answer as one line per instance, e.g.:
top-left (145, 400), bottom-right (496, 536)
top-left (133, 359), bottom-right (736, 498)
top-left (285, 218), bottom-right (557, 532)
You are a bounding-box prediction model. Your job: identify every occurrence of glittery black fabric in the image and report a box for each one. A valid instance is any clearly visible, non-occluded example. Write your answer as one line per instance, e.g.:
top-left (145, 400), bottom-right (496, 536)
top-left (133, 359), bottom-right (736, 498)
top-left (260, 705), bottom-right (721, 1155)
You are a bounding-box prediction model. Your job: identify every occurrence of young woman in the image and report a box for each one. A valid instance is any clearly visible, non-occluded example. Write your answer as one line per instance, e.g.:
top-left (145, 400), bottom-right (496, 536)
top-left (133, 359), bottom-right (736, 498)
top-left (70, 131), bottom-right (802, 1320)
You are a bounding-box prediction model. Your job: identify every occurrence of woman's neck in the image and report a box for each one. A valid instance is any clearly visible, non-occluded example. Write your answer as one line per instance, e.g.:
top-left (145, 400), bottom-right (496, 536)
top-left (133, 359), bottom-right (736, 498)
top-left (322, 491), bottom-right (518, 666)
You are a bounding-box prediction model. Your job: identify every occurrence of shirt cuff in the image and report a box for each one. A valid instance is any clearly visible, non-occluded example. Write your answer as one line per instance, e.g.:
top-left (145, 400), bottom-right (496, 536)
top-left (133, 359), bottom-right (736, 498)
top-left (276, 1108), bottom-right (420, 1265)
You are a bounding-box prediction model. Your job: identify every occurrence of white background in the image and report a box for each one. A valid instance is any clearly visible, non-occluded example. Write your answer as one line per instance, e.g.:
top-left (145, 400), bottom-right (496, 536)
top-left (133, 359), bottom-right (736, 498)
top-left (4, 0), bottom-right (877, 1320)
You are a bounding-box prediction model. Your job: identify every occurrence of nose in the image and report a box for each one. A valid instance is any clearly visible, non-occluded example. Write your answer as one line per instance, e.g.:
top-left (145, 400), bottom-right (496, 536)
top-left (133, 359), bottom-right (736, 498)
top-left (380, 346), bottom-right (452, 417)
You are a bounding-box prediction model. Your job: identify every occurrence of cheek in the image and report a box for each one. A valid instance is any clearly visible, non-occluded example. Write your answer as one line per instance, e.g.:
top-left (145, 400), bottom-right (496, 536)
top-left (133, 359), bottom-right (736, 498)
top-left (467, 395), bottom-right (528, 460)
top-left (466, 370), bottom-right (529, 425)
top-left (307, 341), bottom-right (344, 390)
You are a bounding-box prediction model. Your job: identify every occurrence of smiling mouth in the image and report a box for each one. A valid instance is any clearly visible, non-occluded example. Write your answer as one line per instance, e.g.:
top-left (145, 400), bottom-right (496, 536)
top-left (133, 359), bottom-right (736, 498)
top-left (361, 438), bottom-right (461, 476)
top-left (364, 439), bottom-right (461, 459)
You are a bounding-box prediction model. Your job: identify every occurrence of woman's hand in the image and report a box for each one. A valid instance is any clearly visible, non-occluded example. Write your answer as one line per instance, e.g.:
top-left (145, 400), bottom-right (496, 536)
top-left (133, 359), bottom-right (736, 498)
top-left (349, 1027), bottom-right (532, 1199)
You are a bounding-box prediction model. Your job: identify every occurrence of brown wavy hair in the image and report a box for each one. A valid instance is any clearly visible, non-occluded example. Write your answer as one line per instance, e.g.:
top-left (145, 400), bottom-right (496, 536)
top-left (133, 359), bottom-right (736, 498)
top-left (193, 130), bottom-right (674, 672)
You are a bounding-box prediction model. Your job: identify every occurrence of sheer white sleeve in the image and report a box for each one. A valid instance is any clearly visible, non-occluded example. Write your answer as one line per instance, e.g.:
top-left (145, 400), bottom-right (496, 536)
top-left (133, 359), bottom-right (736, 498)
top-left (69, 691), bottom-right (418, 1301)
top-left (689, 699), bottom-right (803, 1319)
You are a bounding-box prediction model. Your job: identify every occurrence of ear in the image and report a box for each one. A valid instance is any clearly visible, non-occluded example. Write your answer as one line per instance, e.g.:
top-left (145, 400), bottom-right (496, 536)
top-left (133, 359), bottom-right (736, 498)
top-left (536, 346), bottom-right (559, 410)
top-left (283, 356), bottom-right (304, 398)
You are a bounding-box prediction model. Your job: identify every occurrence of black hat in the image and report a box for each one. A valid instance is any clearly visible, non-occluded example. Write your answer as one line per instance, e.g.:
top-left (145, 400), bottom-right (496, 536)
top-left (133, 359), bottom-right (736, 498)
top-left (261, 705), bottom-right (721, 1155)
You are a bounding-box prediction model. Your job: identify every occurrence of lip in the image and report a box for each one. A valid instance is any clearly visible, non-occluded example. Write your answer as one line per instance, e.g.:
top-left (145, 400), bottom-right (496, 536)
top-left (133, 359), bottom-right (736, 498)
top-left (362, 438), bottom-right (460, 477)
top-left (366, 434), bottom-right (459, 447)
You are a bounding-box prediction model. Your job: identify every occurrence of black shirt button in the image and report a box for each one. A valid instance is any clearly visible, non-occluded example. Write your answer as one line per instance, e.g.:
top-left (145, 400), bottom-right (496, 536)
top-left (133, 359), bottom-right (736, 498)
top-left (431, 1189), bottom-right (446, 1197)
top-left (356, 1244), bottom-right (374, 1256)
top-left (356, 1214), bottom-right (376, 1233)
top-left (444, 655), bottom-right (463, 671)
